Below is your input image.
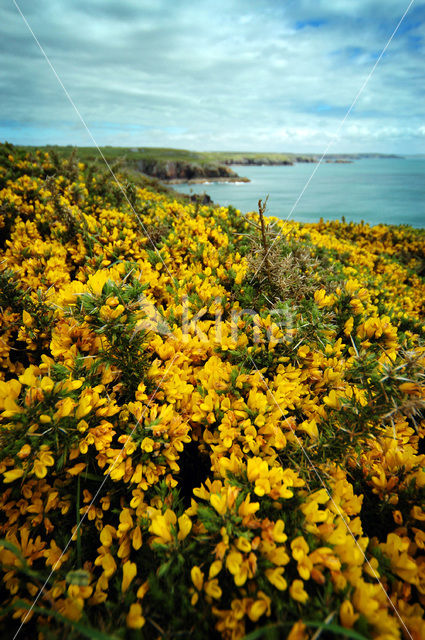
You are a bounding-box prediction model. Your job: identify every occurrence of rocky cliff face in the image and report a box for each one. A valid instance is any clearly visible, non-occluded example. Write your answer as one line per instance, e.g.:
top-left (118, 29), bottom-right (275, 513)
top-left (136, 159), bottom-right (240, 181)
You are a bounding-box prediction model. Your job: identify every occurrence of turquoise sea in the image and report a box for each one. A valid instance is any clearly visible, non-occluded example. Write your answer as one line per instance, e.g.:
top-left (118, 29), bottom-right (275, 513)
top-left (176, 158), bottom-right (425, 228)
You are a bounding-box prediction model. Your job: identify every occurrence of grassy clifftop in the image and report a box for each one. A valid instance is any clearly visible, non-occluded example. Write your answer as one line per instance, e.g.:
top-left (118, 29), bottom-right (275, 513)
top-left (17, 145), bottom-right (298, 165)
top-left (16, 145), bottom-right (247, 182)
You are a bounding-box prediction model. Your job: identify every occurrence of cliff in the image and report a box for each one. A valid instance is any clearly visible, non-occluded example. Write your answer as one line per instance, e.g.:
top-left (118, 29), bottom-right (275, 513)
top-left (135, 158), bottom-right (248, 182)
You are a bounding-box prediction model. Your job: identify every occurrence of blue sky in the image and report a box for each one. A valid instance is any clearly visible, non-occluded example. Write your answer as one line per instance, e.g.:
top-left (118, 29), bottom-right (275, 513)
top-left (1, 0), bottom-right (425, 153)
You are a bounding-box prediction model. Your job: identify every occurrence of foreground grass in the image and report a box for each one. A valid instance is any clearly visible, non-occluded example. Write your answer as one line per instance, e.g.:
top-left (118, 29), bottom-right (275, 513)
top-left (0, 143), bottom-right (424, 640)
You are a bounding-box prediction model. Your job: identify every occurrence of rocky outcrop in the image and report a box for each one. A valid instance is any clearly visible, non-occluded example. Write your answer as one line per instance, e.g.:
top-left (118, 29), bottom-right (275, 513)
top-left (189, 192), bottom-right (213, 205)
top-left (135, 159), bottom-right (243, 182)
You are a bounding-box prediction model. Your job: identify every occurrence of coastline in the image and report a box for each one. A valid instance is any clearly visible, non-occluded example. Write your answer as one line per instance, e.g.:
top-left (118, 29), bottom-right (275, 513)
top-left (162, 158), bottom-right (359, 184)
top-left (173, 157), bottom-right (425, 228)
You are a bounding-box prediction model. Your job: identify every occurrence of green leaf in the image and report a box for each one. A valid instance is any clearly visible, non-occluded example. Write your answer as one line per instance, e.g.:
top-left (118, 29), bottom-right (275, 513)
top-left (241, 621), bottom-right (370, 640)
top-left (305, 621), bottom-right (370, 640)
top-left (157, 558), bottom-right (173, 578)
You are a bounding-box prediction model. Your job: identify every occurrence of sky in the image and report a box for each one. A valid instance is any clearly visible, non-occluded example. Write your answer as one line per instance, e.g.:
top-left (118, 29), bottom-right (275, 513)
top-left (1, 0), bottom-right (425, 154)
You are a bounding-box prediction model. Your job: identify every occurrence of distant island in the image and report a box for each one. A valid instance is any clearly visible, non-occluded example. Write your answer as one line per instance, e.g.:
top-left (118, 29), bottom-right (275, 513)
top-left (16, 144), bottom-right (402, 184)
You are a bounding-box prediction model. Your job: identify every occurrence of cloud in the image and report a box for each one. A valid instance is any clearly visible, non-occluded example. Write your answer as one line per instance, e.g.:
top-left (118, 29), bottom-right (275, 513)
top-left (1, 0), bottom-right (424, 152)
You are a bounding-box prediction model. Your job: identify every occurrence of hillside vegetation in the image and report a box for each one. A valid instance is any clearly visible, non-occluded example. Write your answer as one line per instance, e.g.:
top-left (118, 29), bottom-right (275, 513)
top-left (0, 143), bottom-right (425, 640)
top-left (14, 146), bottom-right (402, 184)
top-left (16, 146), bottom-right (301, 166)
top-left (15, 146), bottom-right (249, 183)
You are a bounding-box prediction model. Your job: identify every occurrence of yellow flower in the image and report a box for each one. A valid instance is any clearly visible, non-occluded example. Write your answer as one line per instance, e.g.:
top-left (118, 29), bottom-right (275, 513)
top-left (246, 457), bottom-right (268, 483)
top-left (76, 395), bottom-right (92, 419)
top-left (209, 560), bottom-right (222, 579)
top-left (19, 366), bottom-right (39, 387)
top-left (411, 506), bottom-right (425, 521)
top-left (287, 621), bottom-right (307, 640)
top-left (253, 477), bottom-right (271, 497)
top-left (66, 463), bottom-right (86, 476)
top-left (323, 389), bottom-right (341, 410)
top-left (265, 567), bottom-right (287, 591)
top-left (132, 526), bottom-right (142, 550)
top-left (339, 600), bottom-right (359, 628)
top-left (204, 578), bottom-right (222, 599)
top-left (109, 461), bottom-right (126, 481)
top-left (246, 457), bottom-right (272, 496)
top-left (291, 536), bottom-right (309, 562)
top-left (3, 468), bottom-right (24, 483)
top-left (210, 493), bottom-right (227, 515)
top-left (122, 560), bottom-right (137, 593)
top-left (298, 345), bottom-right (310, 358)
top-left (267, 546), bottom-right (290, 566)
top-left (136, 581), bottom-right (150, 599)
top-left (99, 304), bottom-right (125, 321)
top-left (141, 437), bottom-right (154, 452)
top-left (44, 539), bottom-right (69, 570)
top-left (100, 552), bottom-right (117, 578)
top-left (126, 602), bottom-right (145, 629)
top-left (298, 418), bottom-right (319, 439)
top-left (238, 494), bottom-right (260, 518)
top-left (87, 270), bottom-right (111, 296)
top-left (149, 510), bottom-right (176, 544)
top-left (272, 520), bottom-right (287, 543)
top-left (54, 396), bottom-right (76, 420)
top-left (393, 510), bottom-right (403, 525)
top-left (177, 514), bottom-right (192, 540)
top-left (247, 592), bottom-right (271, 622)
top-left (22, 310), bottom-right (34, 327)
top-left (344, 317), bottom-right (354, 336)
top-left (33, 459), bottom-right (48, 478)
top-left (118, 509), bottom-right (133, 535)
top-left (399, 382), bottom-right (424, 396)
top-left (0, 379), bottom-right (22, 412)
top-left (412, 527), bottom-right (425, 550)
top-left (190, 591), bottom-right (199, 606)
top-left (226, 550), bottom-right (243, 575)
top-left (100, 525), bottom-right (115, 547)
top-left (289, 579), bottom-right (309, 603)
top-left (191, 566), bottom-right (204, 591)
top-left (236, 537), bottom-right (251, 553)
top-left (314, 288), bottom-right (335, 308)
top-left (106, 296), bottom-right (119, 307)
top-left (352, 583), bottom-right (380, 618)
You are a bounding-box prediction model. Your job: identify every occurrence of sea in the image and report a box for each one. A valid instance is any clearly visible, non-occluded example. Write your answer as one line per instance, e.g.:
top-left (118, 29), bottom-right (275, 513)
top-left (175, 157), bottom-right (425, 228)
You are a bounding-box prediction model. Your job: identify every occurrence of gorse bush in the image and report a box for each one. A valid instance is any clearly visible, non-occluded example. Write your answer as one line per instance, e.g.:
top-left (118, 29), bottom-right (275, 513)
top-left (0, 143), bottom-right (424, 640)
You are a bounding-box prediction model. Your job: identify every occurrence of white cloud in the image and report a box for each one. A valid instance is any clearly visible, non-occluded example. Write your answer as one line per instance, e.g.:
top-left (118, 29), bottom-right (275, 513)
top-left (1, 0), bottom-right (425, 152)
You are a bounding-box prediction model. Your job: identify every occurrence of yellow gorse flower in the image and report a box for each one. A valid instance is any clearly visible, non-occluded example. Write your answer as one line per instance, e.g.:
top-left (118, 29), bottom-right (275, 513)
top-left (289, 579), bottom-right (309, 603)
top-left (126, 602), bottom-right (145, 629)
